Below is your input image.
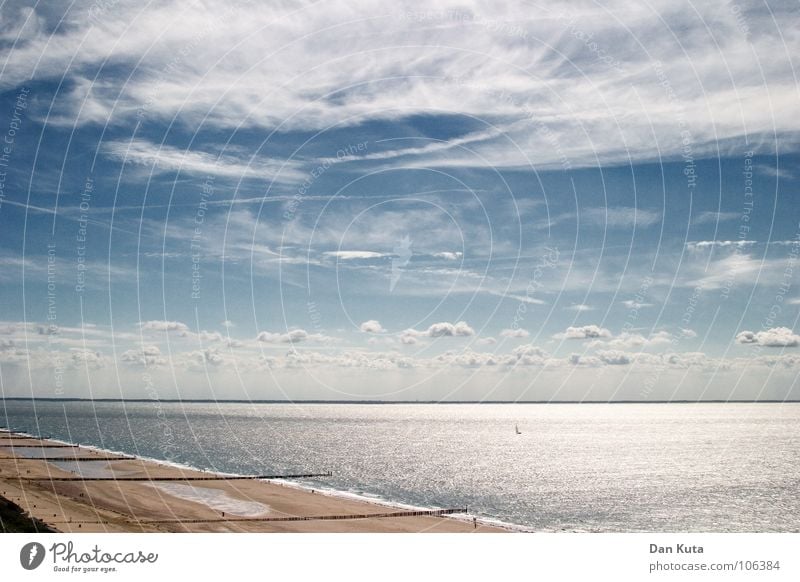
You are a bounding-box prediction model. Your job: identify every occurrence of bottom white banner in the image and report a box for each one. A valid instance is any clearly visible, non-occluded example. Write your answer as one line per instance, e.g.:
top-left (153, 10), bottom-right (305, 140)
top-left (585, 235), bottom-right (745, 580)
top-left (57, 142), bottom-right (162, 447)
top-left (1, 533), bottom-right (797, 581)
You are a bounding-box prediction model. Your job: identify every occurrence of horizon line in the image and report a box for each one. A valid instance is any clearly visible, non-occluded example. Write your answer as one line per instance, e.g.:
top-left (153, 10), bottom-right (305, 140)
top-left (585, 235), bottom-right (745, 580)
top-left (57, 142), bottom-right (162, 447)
top-left (1, 398), bottom-right (798, 404)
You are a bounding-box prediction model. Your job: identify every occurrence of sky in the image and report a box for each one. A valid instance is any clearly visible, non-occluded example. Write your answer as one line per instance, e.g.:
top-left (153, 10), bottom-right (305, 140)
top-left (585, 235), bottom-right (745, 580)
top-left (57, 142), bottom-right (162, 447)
top-left (0, 0), bottom-right (799, 401)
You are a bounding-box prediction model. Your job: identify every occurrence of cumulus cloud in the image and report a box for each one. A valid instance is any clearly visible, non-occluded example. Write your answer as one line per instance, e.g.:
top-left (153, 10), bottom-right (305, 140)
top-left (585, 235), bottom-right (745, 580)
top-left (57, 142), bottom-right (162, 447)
top-left (555, 325), bottom-right (612, 340)
top-left (400, 321), bottom-right (475, 344)
top-left (510, 345), bottom-right (550, 366)
top-left (433, 252), bottom-right (462, 261)
top-left (183, 347), bottom-right (226, 368)
top-left (197, 330), bottom-right (224, 342)
top-left (256, 329), bottom-right (335, 344)
top-left (36, 324), bottom-right (58, 335)
top-left (121, 345), bottom-right (165, 366)
top-left (70, 349), bottom-right (105, 369)
top-left (429, 349), bottom-right (503, 368)
top-left (566, 304), bottom-right (593, 312)
top-left (139, 320), bottom-right (190, 334)
top-left (736, 327), bottom-right (800, 347)
top-left (191, 330), bottom-right (242, 347)
top-left (283, 350), bottom-right (414, 370)
top-left (595, 350), bottom-right (632, 365)
top-left (660, 352), bottom-right (712, 368)
top-left (591, 331), bottom-right (674, 349)
top-left (359, 320), bottom-right (387, 333)
top-left (500, 328), bottom-right (529, 338)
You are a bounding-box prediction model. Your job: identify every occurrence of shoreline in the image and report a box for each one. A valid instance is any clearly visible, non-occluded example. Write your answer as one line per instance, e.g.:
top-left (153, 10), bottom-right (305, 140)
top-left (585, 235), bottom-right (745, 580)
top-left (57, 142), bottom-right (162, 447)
top-left (0, 429), bottom-right (508, 533)
top-left (4, 399), bottom-right (799, 404)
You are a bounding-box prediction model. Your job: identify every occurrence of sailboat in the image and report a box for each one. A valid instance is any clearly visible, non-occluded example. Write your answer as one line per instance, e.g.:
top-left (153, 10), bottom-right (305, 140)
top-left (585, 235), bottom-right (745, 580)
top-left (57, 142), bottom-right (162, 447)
top-left (515, 423), bottom-right (521, 435)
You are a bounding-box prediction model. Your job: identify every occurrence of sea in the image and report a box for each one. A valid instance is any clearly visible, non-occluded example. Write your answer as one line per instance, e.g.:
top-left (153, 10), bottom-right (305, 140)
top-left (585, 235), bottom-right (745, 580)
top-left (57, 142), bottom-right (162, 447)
top-left (2, 400), bottom-right (799, 532)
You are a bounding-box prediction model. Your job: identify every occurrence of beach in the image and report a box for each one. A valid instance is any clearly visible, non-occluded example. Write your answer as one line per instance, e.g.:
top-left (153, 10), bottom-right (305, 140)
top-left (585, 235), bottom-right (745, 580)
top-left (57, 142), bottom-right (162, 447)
top-left (0, 430), bottom-right (502, 533)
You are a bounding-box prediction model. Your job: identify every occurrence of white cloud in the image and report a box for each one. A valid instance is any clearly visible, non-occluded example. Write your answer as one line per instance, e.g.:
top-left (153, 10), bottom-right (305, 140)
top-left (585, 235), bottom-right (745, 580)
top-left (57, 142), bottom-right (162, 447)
top-left (620, 300), bottom-right (653, 309)
top-left (1, 1), bottom-right (795, 170)
top-left (324, 251), bottom-right (389, 260)
top-left (555, 325), bottom-right (612, 340)
top-left (591, 331), bottom-right (674, 349)
top-left (103, 139), bottom-right (303, 184)
top-left (139, 320), bottom-right (190, 334)
top-left (686, 253), bottom-right (766, 290)
top-left (121, 345), bottom-right (165, 366)
top-left (736, 327), bottom-right (800, 348)
top-left (691, 211), bottom-right (742, 226)
top-left (70, 349), bottom-right (105, 369)
top-left (566, 304), bottom-right (593, 312)
top-left (195, 331), bottom-right (242, 348)
top-left (595, 350), bottom-right (632, 365)
top-left (510, 345), bottom-right (550, 365)
top-left (256, 329), bottom-right (334, 344)
top-left (500, 328), bottom-right (529, 338)
top-left (755, 163), bottom-right (794, 180)
top-left (359, 320), bottom-right (386, 333)
top-left (659, 352), bottom-right (713, 369)
top-left (686, 240), bottom-right (757, 251)
top-left (183, 347), bottom-right (226, 369)
top-left (490, 292), bottom-right (547, 305)
top-left (433, 252), bottom-right (463, 261)
top-left (582, 207), bottom-right (661, 228)
top-left (400, 321), bottom-right (475, 343)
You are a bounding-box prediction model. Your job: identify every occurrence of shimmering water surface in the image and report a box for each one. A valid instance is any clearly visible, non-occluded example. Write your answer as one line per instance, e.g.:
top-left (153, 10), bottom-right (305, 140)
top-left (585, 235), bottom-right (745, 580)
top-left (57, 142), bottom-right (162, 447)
top-left (2, 401), bottom-right (798, 531)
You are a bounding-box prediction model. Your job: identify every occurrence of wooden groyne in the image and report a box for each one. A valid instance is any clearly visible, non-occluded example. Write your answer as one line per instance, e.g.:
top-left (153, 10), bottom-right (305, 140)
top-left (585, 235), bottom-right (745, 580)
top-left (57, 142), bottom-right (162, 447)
top-left (17, 471), bottom-right (334, 482)
top-left (5, 456), bottom-right (136, 461)
top-left (0, 443), bottom-right (80, 449)
top-left (51, 508), bottom-right (467, 526)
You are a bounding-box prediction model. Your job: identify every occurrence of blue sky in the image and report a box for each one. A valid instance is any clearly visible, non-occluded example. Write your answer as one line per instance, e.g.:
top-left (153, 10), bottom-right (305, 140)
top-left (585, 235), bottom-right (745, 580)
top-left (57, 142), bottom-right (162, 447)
top-left (0, 0), bottom-right (799, 400)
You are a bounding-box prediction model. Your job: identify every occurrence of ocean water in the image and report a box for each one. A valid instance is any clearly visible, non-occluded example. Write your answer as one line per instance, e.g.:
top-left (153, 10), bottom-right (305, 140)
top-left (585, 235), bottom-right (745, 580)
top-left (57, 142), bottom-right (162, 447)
top-left (2, 400), bottom-right (799, 532)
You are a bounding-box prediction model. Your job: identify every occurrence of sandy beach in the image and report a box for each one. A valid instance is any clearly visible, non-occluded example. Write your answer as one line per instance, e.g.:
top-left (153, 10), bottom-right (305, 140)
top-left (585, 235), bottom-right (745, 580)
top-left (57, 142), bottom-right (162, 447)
top-left (0, 430), bottom-right (504, 533)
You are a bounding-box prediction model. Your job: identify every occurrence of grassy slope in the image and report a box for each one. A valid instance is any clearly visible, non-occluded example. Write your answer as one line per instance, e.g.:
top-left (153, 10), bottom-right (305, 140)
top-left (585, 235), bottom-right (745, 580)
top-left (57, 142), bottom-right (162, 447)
top-left (0, 495), bottom-right (57, 533)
